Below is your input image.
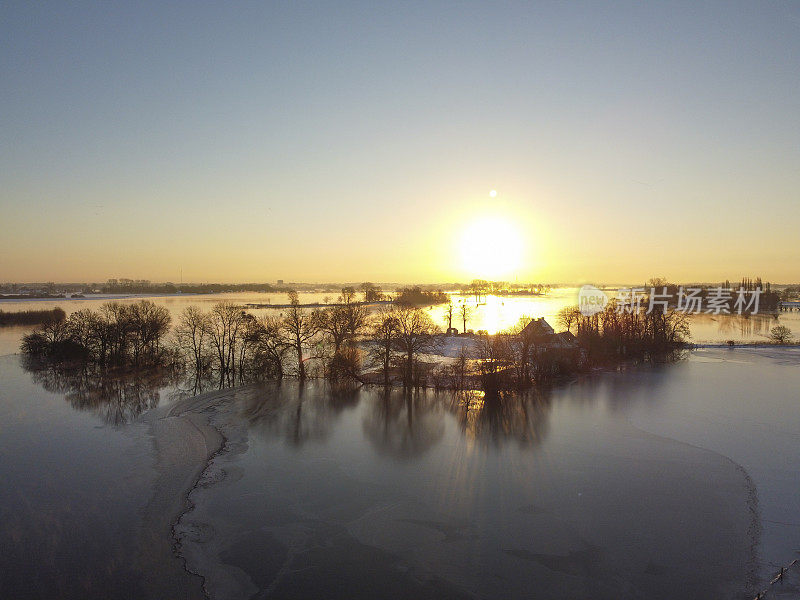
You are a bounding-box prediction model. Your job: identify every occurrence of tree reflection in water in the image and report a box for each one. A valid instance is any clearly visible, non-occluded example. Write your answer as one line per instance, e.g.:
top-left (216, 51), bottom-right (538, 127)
top-left (240, 382), bottom-right (554, 456)
top-left (361, 386), bottom-right (553, 459)
top-left (22, 348), bottom-right (558, 450)
top-left (240, 382), bottom-right (362, 447)
top-left (692, 312), bottom-right (780, 339)
top-left (447, 388), bottom-right (552, 449)
top-left (21, 357), bottom-right (181, 425)
top-left (362, 388), bottom-right (446, 460)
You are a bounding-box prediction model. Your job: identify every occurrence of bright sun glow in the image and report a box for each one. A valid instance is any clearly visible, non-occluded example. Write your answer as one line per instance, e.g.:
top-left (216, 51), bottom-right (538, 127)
top-left (459, 215), bottom-right (525, 280)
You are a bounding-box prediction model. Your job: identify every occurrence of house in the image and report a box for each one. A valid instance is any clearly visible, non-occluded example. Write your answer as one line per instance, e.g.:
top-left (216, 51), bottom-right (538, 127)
top-left (520, 317), bottom-right (555, 339)
top-left (519, 318), bottom-right (578, 349)
top-left (518, 318), bottom-right (584, 374)
top-left (545, 331), bottom-right (578, 349)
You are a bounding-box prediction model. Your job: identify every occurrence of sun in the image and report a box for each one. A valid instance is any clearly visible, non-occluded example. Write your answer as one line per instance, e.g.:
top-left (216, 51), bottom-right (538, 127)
top-left (459, 214), bottom-right (524, 280)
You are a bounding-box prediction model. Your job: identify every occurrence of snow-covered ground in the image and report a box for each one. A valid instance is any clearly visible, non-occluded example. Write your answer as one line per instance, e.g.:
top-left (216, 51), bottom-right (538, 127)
top-left (431, 334), bottom-right (481, 359)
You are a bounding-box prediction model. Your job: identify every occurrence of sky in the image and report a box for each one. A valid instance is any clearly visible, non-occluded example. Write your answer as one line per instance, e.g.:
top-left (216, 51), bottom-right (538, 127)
top-left (1, 1), bottom-right (799, 284)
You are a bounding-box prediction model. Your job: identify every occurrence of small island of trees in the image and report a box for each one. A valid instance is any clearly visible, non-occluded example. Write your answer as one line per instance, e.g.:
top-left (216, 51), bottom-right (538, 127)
top-left (393, 286), bottom-right (449, 306)
top-left (19, 287), bottom-right (700, 399)
top-left (0, 307), bottom-right (66, 326)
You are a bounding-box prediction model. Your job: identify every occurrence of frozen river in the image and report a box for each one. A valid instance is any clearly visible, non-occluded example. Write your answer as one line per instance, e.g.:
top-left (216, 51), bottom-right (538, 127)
top-left (1, 346), bottom-right (798, 598)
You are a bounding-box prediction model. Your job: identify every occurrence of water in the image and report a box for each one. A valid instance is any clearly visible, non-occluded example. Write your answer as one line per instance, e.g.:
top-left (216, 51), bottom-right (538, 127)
top-left (625, 347), bottom-right (800, 571)
top-left (0, 355), bottom-right (160, 598)
top-left (3, 345), bottom-right (799, 598)
top-left (175, 351), bottom-right (800, 600)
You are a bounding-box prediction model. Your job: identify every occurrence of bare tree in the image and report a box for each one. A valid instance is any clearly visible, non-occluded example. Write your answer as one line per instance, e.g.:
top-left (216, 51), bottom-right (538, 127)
top-left (252, 315), bottom-right (287, 379)
top-left (236, 313), bottom-right (262, 378)
top-left (454, 345), bottom-right (471, 390)
top-left (128, 300), bottom-right (171, 366)
top-left (20, 317), bottom-right (72, 356)
top-left (556, 306), bottom-right (581, 334)
top-left (316, 301), bottom-right (367, 353)
top-left (174, 306), bottom-right (210, 373)
top-left (23, 300), bottom-right (169, 367)
top-left (369, 308), bottom-right (399, 386)
top-left (646, 276), bottom-right (669, 289)
top-left (361, 282), bottom-right (383, 302)
top-left (392, 306), bottom-right (439, 387)
top-left (281, 299), bottom-right (318, 380)
top-left (99, 302), bottom-right (132, 363)
top-left (204, 302), bottom-right (247, 381)
top-left (340, 286), bottom-right (356, 305)
top-left (315, 306), bottom-right (349, 353)
top-left (327, 345), bottom-right (363, 383)
top-left (68, 309), bottom-right (104, 361)
top-left (446, 299), bottom-right (455, 331)
top-left (470, 279), bottom-right (488, 302)
top-left (459, 302), bottom-right (472, 334)
top-left (770, 325), bottom-right (793, 344)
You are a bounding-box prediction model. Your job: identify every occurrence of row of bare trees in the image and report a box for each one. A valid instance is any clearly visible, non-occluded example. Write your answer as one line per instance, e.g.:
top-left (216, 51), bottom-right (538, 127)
top-left (169, 290), bottom-right (443, 388)
top-left (21, 297), bottom-right (690, 396)
top-left (174, 303), bottom-right (284, 384)
top-left (172, 290), bottom-right (402, 386)
top-left (20, 297), bottom-right (579, 392)
top-left (368, 306), bottom-right (440, 387)
top-left (445, 299), bottom-right (472, 333)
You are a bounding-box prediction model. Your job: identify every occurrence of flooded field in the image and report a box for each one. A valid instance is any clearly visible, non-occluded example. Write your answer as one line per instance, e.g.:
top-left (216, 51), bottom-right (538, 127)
top-left (1, 347), bottom-right (798, 599)
top-left (2, 289), bottom-right (798, 358)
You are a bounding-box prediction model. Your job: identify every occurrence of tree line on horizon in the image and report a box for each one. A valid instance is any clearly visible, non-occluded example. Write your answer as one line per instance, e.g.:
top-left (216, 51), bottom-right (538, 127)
top-left (0, 307), bottom-right (66, 326)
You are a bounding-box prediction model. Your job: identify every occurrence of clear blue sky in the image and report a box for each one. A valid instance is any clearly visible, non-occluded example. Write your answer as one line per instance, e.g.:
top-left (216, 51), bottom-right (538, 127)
top-left (2, 1), bottom-right (799, 283)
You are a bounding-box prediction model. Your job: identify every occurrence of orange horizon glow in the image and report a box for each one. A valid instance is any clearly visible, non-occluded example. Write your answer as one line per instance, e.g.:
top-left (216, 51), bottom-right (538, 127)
top-left (2, 4), bottom-right (799, 286)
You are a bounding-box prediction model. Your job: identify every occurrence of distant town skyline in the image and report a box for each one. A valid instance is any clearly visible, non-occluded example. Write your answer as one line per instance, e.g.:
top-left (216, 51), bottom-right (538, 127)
top-left (2, 2), bottom-right (799, 283)
top-left (1, 276), bottom-right (793, 288)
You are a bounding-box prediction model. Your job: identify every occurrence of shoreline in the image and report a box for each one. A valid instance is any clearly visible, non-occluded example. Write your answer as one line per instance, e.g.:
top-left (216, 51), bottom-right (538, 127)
top-left (137, 387), bottom-right (245, 599)
top-left (0, 292), bottom-right (211, 303)
top-left (245, 300), bottom-right (392, 309)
